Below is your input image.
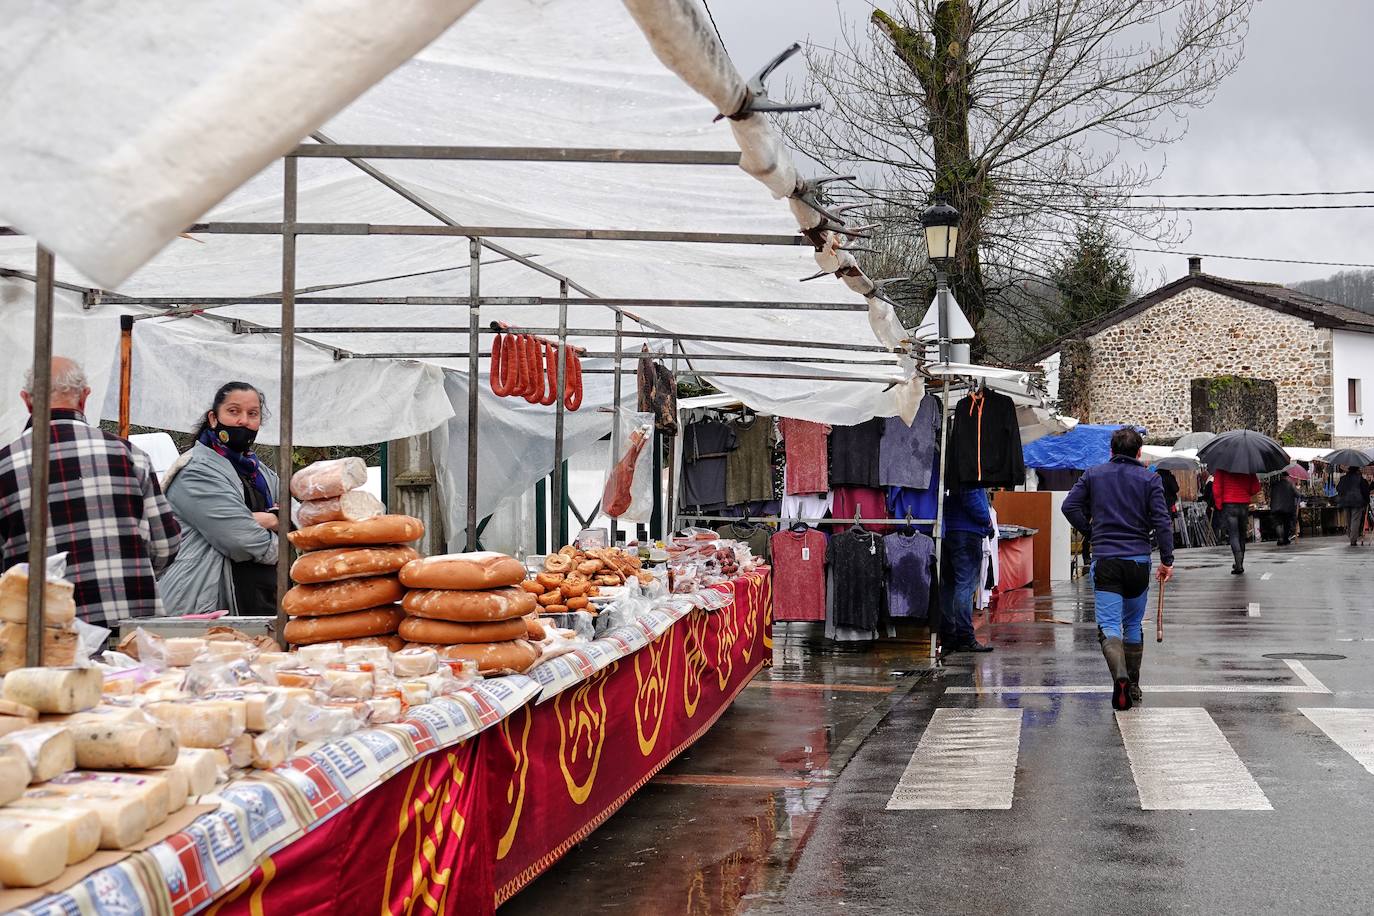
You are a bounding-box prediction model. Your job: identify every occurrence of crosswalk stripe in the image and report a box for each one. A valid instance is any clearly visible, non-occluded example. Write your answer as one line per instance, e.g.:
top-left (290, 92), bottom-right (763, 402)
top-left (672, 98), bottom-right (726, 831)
top-left (886, 708), bottom-right (1022, 810)
top-left (1300, 708), bottom-right (1374, 775)
top-left (1116, 708), bottom-right (1271, 810)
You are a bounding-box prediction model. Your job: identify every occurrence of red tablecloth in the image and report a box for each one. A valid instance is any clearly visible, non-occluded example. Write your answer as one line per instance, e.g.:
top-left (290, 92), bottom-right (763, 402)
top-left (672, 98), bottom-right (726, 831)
top-left (997, 536), bottom-right (1034, 592)
top-left (214, 571), bottom-right (772, 915)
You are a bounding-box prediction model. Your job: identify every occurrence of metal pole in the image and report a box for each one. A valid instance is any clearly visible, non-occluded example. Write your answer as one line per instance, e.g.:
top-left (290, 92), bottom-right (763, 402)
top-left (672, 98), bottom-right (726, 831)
top-left (465, 238), bottom-right (481, 550)
top-left (25, 246), bottom-right (55, 666)
top-left (930, 265), bottom-right (952, 660)
top-left (667, 344), bottom-right (681, 534)
top-left (274, 158), bottom-right (297, 648)
top-left (551, 281), bottom-right (569, 549)
top-left (118, 315), bottom-right (133, 438)
top-left (610, 313), bottom-right (624, 545)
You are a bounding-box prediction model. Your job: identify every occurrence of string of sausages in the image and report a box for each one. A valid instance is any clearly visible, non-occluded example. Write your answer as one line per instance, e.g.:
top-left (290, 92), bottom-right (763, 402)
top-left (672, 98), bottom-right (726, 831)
top-left (489, 331), bottom-right (583, 410)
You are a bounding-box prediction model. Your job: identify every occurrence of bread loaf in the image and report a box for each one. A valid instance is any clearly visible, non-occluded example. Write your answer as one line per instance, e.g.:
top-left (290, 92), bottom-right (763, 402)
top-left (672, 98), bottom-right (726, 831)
top-left (291, 546), bottom-right (420, 585)
top-left (0, 812), bottom-right (67, 886)
top-left (425, 639), bottom-right (541, 675)
top-left (0, 566), bottom-right (76, 624)
top-left (398, 552), bottom-right (526, 590)
top-left (289, 515), bottom-right (424, 551)
top-left (282, 576), bottom-right (405, 617)
top-left (3, 667), bottom-right (102, 713)
top-left (401, 587), bottom-right (537, 622)
top-left (296, 490), bottom-right (385, 528)
top-left (398, 616), bottom-right (527, 645)
top-left (284, 606), bottom-right (404, 645)
top-left (290, 457), bottom-right (368, 501)
top-left (5, 805), bottom-right (100, 865)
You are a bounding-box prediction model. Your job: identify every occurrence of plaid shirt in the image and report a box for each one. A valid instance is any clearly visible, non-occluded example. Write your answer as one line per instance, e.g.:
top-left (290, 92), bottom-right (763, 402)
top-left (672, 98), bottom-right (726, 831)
top-left (0, 410), bottom-right (181, 628)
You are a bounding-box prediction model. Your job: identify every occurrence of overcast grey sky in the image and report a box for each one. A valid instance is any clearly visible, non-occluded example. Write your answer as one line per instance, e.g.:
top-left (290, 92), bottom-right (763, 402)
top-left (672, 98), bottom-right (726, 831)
top-left (707, 1), bottom-right (1374, 287)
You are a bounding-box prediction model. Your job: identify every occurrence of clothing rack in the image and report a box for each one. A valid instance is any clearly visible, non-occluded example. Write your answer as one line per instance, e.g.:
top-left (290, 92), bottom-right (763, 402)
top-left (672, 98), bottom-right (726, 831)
top-left (680, 514), bottom-right (937, 526)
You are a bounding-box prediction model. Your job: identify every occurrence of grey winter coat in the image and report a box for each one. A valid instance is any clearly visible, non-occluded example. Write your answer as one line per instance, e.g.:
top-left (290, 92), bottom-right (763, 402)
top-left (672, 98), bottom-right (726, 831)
top-left (156, 444), bottom-right (280, 615)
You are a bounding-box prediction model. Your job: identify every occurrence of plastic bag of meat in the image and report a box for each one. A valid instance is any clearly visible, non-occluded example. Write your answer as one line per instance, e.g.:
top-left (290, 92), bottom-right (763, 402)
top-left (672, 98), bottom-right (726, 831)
top-left (296, 490), bottom-right (386, 528)
top-left (601, 411), bottom-right (655, 522)
top-left (290, 458), bottom-right (368, 501)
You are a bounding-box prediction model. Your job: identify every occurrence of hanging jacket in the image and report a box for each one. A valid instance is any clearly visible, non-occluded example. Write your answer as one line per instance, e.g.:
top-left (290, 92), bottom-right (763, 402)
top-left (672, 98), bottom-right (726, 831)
top-left (948, 389), bottom-right (1025, 488)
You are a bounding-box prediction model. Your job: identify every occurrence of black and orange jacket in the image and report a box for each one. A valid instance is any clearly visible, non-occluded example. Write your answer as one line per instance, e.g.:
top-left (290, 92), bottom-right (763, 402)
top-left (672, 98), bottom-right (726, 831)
top-left (947, 389), bottom-right (1025, 489)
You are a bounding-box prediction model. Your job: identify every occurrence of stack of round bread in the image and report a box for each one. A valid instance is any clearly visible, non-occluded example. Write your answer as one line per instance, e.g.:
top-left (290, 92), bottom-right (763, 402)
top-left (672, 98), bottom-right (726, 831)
top-left (281, 514), bottom-right (426, 649)
top-left (397, 552), bottom-right (542, 675)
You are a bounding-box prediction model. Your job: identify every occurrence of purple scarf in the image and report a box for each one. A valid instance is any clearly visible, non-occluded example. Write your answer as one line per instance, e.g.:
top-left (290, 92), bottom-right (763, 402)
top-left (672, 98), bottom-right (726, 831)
top-left (199, 427), bottom-right (272, 508)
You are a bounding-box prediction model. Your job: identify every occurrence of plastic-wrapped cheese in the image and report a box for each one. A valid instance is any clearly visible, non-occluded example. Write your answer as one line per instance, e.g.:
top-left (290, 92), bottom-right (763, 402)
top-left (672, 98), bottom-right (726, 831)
top-left (343, 645), bottom-right (392, 671)
top-left (51, 771), bottom-right (171, 827)
top-left (136, 673), bottom-right (189, 702)
top-left (0, 812), bottom-right (67, 886)
top-left (251, 724), bottom-right (295, 769)
top-left (146, 702), bottom-right (240, 749)
top-left (14, 787), bottom-right (148, 849)
top-left (44, 703), bottom-right (147, 726)
top-left (205, 641), bottom-right (253, 663)
top-left (163, 637), bottom-right (207, 667)
top-left (2, 666), bottom-right (102, 713)
top-left (223, 733), bottom-right (254, 769)
top-left (173, 748), bottom-right (224, 796)
top-left (69, 721), bottom-right (178, 769)
top-left (203, 699), bottom-right (248, 734)
top-left (393, 647), bottom-right (438, 678)
top-left (322, 669), bottom-right (373, 700)
top-left (1, 725), bottom-right (76, 782)
top-left (0, 746), bottom-right (32, 805)
top-left (4, 805), bottom-right (100, 865)
top-left (366, 696), bottom-right (403, 724)
top-left (400, 682), bottom-right (431, 707)
top-left (296, 643), bottom-right (344, 669)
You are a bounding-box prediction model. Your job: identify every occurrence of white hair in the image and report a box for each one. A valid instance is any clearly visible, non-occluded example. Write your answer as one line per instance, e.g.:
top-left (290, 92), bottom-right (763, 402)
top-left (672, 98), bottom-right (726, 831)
top-left (21, 360), bottom-right (89, 397)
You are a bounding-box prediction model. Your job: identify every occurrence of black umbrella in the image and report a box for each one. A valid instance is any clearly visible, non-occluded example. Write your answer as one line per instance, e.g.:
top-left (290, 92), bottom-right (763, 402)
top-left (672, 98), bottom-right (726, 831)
top-left (1196, 430), bottom-right (1290, 474)
top-left (1321, 448), bottom-right (1373, 468)
top-left (1154, 455), bottom-right (1200, 471)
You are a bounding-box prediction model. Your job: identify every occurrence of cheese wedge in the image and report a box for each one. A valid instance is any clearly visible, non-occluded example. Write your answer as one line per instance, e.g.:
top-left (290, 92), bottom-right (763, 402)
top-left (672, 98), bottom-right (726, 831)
top-left (49, 771), bottom-right (170, 827)
top-left (172, 748), bottom-right (224, 796)
top-left (1, 725), bottom-right (76, 782)
top-left (118, 765), bottom-right (189, 814)
top-left (344, 645), bottom-right (392, 671)
top-left (14, 787), bottom-right (148, 849)
top-left (2, 667), bottom-right (102, 713)
top-left (0, 812), bottom-right (67, 886)
top-left (70, 721), bottom-right (178, 769)
top-left (296, 642), bottom-right (344, 669)
top-left (163, 637), bottom-right (207, 667)
top-left (0, 715), bottom-right (35, 737)
top-left (366, 696), bottom-right (402, 724)
top-left (0, 699), bottom-right (38, 721)
top-left (146, 701), bottom-right (240, 748)
top-left (0, 746), bottom-right (33, 805)
top-left (251, 724), bottom-right (295, 770)
top-left (5, 805), bottom-right (101, 865)
top-left (223, 733), bottom-right (254, 769)
top-left (322, 669), bottom-right (373, 700)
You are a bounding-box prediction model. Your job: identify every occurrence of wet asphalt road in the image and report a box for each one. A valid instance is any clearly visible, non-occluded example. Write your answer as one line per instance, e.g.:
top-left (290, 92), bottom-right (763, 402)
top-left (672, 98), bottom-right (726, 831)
top-left (508, 537), bottom-right (1374, 914)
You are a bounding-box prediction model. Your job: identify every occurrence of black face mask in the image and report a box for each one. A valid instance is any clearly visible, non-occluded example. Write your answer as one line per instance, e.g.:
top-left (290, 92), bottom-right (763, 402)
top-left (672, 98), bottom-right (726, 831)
top-left (212, 422), bottom-right (258, 453)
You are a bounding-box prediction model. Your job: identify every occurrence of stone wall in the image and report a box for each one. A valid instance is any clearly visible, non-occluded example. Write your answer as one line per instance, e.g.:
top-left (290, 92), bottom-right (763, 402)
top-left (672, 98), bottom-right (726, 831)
top-left (1333, 435), bottom-right (1374, 450)
top-left (1082, 287), bottom-right (1333, 439)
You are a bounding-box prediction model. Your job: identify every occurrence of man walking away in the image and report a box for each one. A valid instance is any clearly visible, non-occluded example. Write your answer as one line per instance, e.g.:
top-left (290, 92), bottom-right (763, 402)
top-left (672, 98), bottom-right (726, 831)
top-left (0, 358), bottom-right (181, 628)
top-left (1336, 466), bottom-right (1367, 547)
top-left (1200, 470), bottom-right (1223, 542)
top-left (1269, 471), bottom-right (1299, 547)
top-left (940, 485), bottom-right (996, 654)
top-left (1213, 468), bottom-right (1260, 573)
top-left (1062, 427), bottom-right (1174, 711)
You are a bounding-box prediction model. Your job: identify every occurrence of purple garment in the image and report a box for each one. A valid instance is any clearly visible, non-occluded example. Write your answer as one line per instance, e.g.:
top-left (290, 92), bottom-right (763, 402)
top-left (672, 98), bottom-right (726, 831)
top-left (884, 530), bottom-right (935, 619)
top-left (887, 446), bottom-right (942, 535)
top-left (877, 394), bottom-right (940, 490)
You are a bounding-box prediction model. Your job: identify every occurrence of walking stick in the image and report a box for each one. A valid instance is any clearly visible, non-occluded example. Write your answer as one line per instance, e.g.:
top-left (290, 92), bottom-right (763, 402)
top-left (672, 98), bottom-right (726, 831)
top-left (1156, 579), bottom-right (1166, 643)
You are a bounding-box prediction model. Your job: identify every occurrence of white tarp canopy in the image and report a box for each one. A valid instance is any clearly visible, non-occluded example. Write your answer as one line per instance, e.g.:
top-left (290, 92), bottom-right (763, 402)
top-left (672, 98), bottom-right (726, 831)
top-left (0, 0), bottom-right (923, 545)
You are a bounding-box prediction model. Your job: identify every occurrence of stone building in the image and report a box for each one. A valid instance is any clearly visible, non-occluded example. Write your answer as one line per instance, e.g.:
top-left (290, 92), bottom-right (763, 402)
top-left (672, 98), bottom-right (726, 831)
top-left (1032, 258), bottom-right (1374, 449)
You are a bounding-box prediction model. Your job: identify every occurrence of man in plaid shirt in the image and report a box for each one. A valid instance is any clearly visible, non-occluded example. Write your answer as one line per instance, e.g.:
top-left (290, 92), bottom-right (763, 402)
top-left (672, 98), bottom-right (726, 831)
top-left (0, 357), bottom-right (181, 628)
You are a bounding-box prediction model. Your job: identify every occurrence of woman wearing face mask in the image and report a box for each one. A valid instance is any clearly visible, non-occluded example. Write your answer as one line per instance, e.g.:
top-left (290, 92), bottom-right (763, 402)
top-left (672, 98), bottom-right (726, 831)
top-left (157, 382), bottom-right (282, 615)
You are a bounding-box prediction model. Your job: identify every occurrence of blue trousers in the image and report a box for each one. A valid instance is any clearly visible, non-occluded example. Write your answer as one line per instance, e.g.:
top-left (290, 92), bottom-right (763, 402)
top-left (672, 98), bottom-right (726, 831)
top-left (940, 530), bottom-right (984, 644)
top-left (1093, 557), bottom-right (1151, 645)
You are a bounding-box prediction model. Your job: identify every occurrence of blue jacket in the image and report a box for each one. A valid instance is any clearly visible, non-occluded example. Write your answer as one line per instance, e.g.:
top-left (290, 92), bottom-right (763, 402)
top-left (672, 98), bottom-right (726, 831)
top-left (943, 487), bottom-right (993, 536)
top-left (1062, 455), bottom-right (1175, 566)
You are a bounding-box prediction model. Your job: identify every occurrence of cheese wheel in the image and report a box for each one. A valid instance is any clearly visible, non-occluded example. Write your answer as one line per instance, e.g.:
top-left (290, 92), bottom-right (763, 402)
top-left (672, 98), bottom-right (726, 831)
top-left (285, 607), bottom-right (404, 645)
top-left (423, 639), bottom-right (541, 675)
top-left (5, 805), bottom-right (100, 865)
top-left (398, 552), bottom-right (526, 590)
top-left (1, 725), bottom-right (76, 782)
top-left (3, 666), bottom-right (102, 713)
top-left (69, 721), bottom-right (178, 769)
top-left (147, 702), bottom-right (240, 749)
top-left (291, 546), bottom-right (420, 585)
top-left (175, 748), bottom-right (224, 796)
top-left (398, 616), bottom-right (527, 645)
top-left (288, 515), bottom-right (424, 551)
top-left (338, 634), bottom-right (406, 652)
top-left (282, 577), bottom-right (405, 617)
top-left (392, 647), bottom-right (438, 678)
top-left (0, 746), bottom-right (32, 805)
top-left (401, 587), bottom-right (537, 623)
top-left (15, 786), bottom-right (148, 849)
top-left (289, 457), bottom-right (368, 501)
top-left (296, 490), bottom-right (386, 528)
top-left (0, 812), bottom-right (67, 886)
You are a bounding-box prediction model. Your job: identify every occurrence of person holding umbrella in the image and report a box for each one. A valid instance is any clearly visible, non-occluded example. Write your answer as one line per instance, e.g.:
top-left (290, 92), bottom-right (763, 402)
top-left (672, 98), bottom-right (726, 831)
top-left (1198, 431), bottom-right (1290, 575)
top-left (1062, 427), bottom-right (1174, 711)
top-left (1336, 466), bottom-right (1370, 547)
top-left (1269, 470), bottom-right (1299, 547)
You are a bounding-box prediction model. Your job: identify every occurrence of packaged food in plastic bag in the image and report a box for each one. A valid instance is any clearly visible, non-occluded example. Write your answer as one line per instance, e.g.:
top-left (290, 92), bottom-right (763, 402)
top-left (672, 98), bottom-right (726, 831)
top-left (251, 722), bottom-right (296, 769)
top-left (291, 701), bottom-right (363, 742)
top-left (0, 553), bottom-right (85, 673)
top-left (290, 457), bottom-right (368, 501)
top-left (601, 411), bottom-right (655, 522)
top-left (297, 490), bottom-right (385, 528)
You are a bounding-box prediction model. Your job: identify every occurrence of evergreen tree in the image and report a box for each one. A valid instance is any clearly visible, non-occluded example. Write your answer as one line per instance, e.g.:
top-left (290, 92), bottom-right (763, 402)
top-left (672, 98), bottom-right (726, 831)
top-left (1040, 220), bottom-right (1134, 348)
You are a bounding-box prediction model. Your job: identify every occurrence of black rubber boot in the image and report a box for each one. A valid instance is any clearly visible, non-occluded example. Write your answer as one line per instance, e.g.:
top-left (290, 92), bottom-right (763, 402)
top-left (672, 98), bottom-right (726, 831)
top-left (1101, 636), bottom-right (1132, 711)
top-left (1124, 642), bottom-right (1144, 704)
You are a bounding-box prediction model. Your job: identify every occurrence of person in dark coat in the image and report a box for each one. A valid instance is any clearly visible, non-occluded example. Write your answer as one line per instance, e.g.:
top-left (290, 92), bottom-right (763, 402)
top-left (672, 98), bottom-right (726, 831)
top-left (1269, 472), bottom-right (1299, 547)
top-left (1335, 467), bottom-right (1368, 547)
top-left (1156, 469), bottom-right (1181, 520)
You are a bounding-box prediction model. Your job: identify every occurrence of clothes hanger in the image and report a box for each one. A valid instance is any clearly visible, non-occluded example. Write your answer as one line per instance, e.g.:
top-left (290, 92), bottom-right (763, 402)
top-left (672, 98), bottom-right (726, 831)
top-left (849, 507), bottom-right (866, 534)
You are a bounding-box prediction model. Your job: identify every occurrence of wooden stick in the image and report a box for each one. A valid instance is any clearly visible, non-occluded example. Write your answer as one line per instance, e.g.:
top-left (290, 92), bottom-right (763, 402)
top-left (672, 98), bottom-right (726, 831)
top-left (1156, 579), bottom-right (1166, 643)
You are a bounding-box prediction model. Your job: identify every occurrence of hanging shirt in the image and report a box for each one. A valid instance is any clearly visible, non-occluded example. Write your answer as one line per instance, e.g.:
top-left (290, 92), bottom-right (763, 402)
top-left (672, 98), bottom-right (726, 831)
top-left (878, 394), bottom-right (941, 490)
top-left (884, 529), bottom-right (936, 621)
top-left (779, 418), bottom-right (831, 495)
top-left (827, 528), bottom-right (888, 631)
top-left (948, 389), bottom-right (1025, 488)
top-left (725, 416), bottom-right (777, 507)
top-left (680, 418), bottom-right (737, 511)
top-left (782, 491), bottom-right (833, 525)
top-left (770, 528), bottom-right (828, 621)
top-left (831, 485), bottom-right (890, 534)
top-left (829, 417), bottom-right (885, 487)
top-left (714, 521), bottom-right (772, 563)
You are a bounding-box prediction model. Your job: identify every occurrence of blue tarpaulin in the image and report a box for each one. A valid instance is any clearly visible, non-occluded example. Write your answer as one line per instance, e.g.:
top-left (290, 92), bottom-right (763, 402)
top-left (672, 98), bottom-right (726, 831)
top-left (1022, 424), bottom-right (1145, 471)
